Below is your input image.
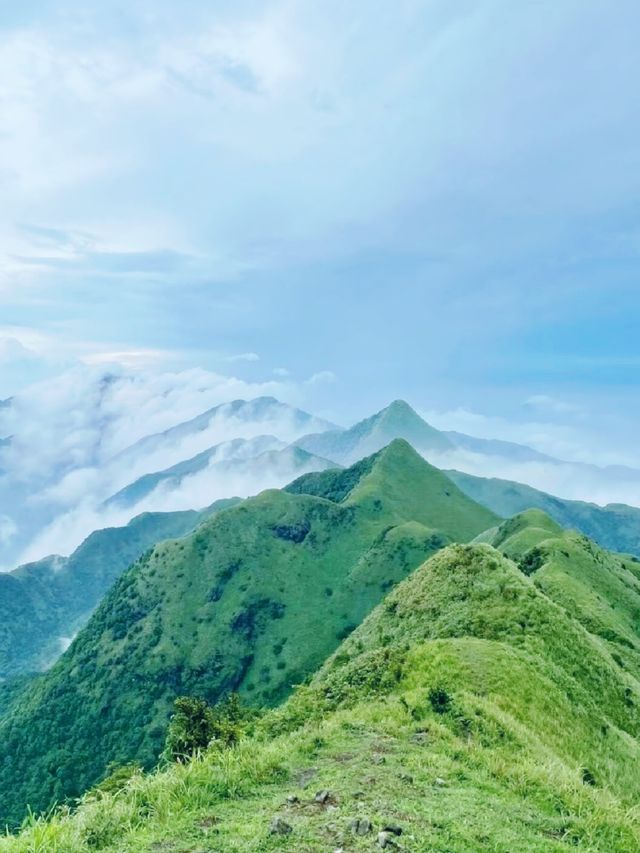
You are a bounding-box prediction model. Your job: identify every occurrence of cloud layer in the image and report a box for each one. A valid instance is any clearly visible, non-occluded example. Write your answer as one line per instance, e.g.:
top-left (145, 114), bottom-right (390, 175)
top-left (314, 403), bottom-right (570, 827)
top-left (0, 362), bottom-right (336, 567)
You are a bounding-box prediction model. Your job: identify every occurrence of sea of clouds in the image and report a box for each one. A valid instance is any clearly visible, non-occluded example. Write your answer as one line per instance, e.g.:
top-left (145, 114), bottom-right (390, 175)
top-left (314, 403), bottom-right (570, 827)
top-left (3, 360), bottom-right (640, 573)
top-left (0, 363), bottom-right (334, 568)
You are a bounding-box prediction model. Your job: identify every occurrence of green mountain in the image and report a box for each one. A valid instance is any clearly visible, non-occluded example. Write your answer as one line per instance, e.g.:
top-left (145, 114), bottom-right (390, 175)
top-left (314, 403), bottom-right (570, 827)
top-left (480, 509), bottom-right (640, 672)
top-left (295, 399), bottom-right (455, 464)
top-left (449, 468), bottom-right (640, 557)
top-left (4, 524), bottom-right (640, 851)
top-left (0, 440), bottom-right (498, 827)
top-left (0, 500), bottom-right (238, 680)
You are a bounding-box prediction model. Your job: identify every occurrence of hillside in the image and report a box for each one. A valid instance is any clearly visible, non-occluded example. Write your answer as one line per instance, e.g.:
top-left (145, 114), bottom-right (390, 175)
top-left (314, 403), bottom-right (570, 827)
top-left (0, 440), bottom-right (498, 827)
top-left (0, 500), bottom-right (238, 679)
top-left (480, 509), bottom-right (640, 676)
top-left (3, 537), bottom-right (639, 851)
top-left (449, 468), bottom-right (640, 557)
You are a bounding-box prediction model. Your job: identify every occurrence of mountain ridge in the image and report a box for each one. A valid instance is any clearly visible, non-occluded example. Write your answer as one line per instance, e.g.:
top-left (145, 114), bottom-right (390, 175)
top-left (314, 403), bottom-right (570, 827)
top-left (0, 439), bottom-right (499, 826)
top-left (3, 529), bottom-right (640, 850)
top-left (449, 468), bottom-right (640, 556)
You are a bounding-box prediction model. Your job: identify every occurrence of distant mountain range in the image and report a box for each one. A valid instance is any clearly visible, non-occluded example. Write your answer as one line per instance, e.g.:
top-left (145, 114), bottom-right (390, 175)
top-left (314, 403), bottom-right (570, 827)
top-left (105, 437), bottom-right (336, 513)
top-left (295, 399), bottom-right (454, 463)
top-left (3, 388), bottom-right (640, 572)
top-left (109, 396), bottom-right (339, 484)
top-left (99, 397), bottom-right (640, 530)
top-left (449, 469), bottom-right (640, 557)
top-left (0, 396), bottom-right (339, 569)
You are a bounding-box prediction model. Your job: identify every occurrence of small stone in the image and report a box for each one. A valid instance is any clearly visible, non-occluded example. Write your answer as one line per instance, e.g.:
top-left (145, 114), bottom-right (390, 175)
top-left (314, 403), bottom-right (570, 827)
top-left (377, 831), bottom-right (398, 849)
top-left (269, 817), bottom-right (293, 836)
top-left (286, 794), bottom-right (299, 804)
top-left (352, 790), bottom-right (366, 799)
top-left (315, 789), bottom-right (332, 804)
top-left (434, 777), bottom-right (447, 787)
top-left (382, 823), bottom-right (403, 836)
top-left (372, 755), bottom-right (386, 765)
top-left (410, 730), bottom-right (429, 744)
top-left (399, 772), bottom-right (413, 784)
top-left (349, 818), bottom-right (373, 836)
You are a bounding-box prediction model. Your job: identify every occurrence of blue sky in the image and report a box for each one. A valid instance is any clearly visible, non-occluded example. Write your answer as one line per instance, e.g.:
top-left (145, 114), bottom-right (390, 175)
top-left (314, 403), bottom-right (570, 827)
top-left (1, 0), bottom-right (639, 459)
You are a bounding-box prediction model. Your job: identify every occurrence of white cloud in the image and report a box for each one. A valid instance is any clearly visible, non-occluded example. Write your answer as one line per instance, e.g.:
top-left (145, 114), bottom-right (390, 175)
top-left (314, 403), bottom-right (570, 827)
top-left (422, 406), bottom-right (588, 463)
top-left (0, 361), bottom-right (335, 567)
top-left (523, 394), bottom-right (585, 417)
top-left (224, 352), bottom-right (260, 363)
top-left (0, 335), bottom-right (72, 395)
top-left (82, 349), bottom-right (176, 369)
top-left (0, 515), bottom-right (17, 545)
top-left (305, 370), bottom-right (337, 385)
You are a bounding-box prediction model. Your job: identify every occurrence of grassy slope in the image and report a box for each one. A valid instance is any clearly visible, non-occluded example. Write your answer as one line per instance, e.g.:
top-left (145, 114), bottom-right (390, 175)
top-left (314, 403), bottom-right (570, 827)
top-left (0, 505), bottom-right (238, 680)
top-left (4, 540), bottom-right (640, 852)
top-left (0, 440), bottom-right (498, 827)
top-left (449, 468), bottom-right (640, 557)
top-left (483, 509), bottom-right (640, 680)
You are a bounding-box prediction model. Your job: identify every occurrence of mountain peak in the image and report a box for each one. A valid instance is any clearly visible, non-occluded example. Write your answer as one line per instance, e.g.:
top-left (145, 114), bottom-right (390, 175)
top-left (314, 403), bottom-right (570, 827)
top-left (295, 400), bottom-right (453, 465)
top-left (379, 398), bottom-right (418, 417)
top-left (288, 438), bottom-right (499, 540)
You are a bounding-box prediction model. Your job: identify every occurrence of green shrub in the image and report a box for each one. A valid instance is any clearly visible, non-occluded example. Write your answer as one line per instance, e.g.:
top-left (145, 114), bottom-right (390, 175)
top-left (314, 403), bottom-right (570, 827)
top-left (164, 697), bottom-right (216, 761)
top-left (163, 694), bottom-right (253, 762)
top-left (91, 762), bottom-right (142, 796)
top-left (428, 685), bottom-right (453, 714)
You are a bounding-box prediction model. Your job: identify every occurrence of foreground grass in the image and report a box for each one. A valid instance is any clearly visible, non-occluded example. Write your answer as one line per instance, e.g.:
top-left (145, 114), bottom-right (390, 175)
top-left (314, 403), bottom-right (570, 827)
top-left (3, 681), bottom-right (639, 851)
top-left (4, 537), bottom-right (640, 852)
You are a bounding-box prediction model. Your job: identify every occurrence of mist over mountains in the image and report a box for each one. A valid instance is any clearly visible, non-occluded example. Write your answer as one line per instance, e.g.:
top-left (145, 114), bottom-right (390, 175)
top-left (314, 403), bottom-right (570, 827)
top-left (2, 373), bottom-right (640, 847)
top-left (2, 367), bottom-right (640, 573)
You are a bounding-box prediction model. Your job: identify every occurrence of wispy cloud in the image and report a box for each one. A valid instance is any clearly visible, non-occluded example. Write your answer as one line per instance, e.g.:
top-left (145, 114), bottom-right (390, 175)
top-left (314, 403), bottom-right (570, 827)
top-left (305, 370), bottom-right (337, 386)
top-left (225, 352), bottom-right (260, 363)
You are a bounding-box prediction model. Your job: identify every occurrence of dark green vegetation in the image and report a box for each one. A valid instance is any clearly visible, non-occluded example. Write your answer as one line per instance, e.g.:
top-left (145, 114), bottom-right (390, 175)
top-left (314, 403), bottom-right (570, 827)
top-left (450, 468), bottom-right (640, 557)
top-left (163, 694), bottom-right (251, 761)
top-left (3, 524), bottom-right (640, 851)
top-left (0, 503), bottom-right (237, 680)
top-left (0, 440), bottom-right (498, 827)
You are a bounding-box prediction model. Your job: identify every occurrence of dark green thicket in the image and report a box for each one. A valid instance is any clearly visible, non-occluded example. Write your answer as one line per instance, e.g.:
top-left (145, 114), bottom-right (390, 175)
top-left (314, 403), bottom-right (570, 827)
top-left (164, 694), bottom-right (253, 761)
